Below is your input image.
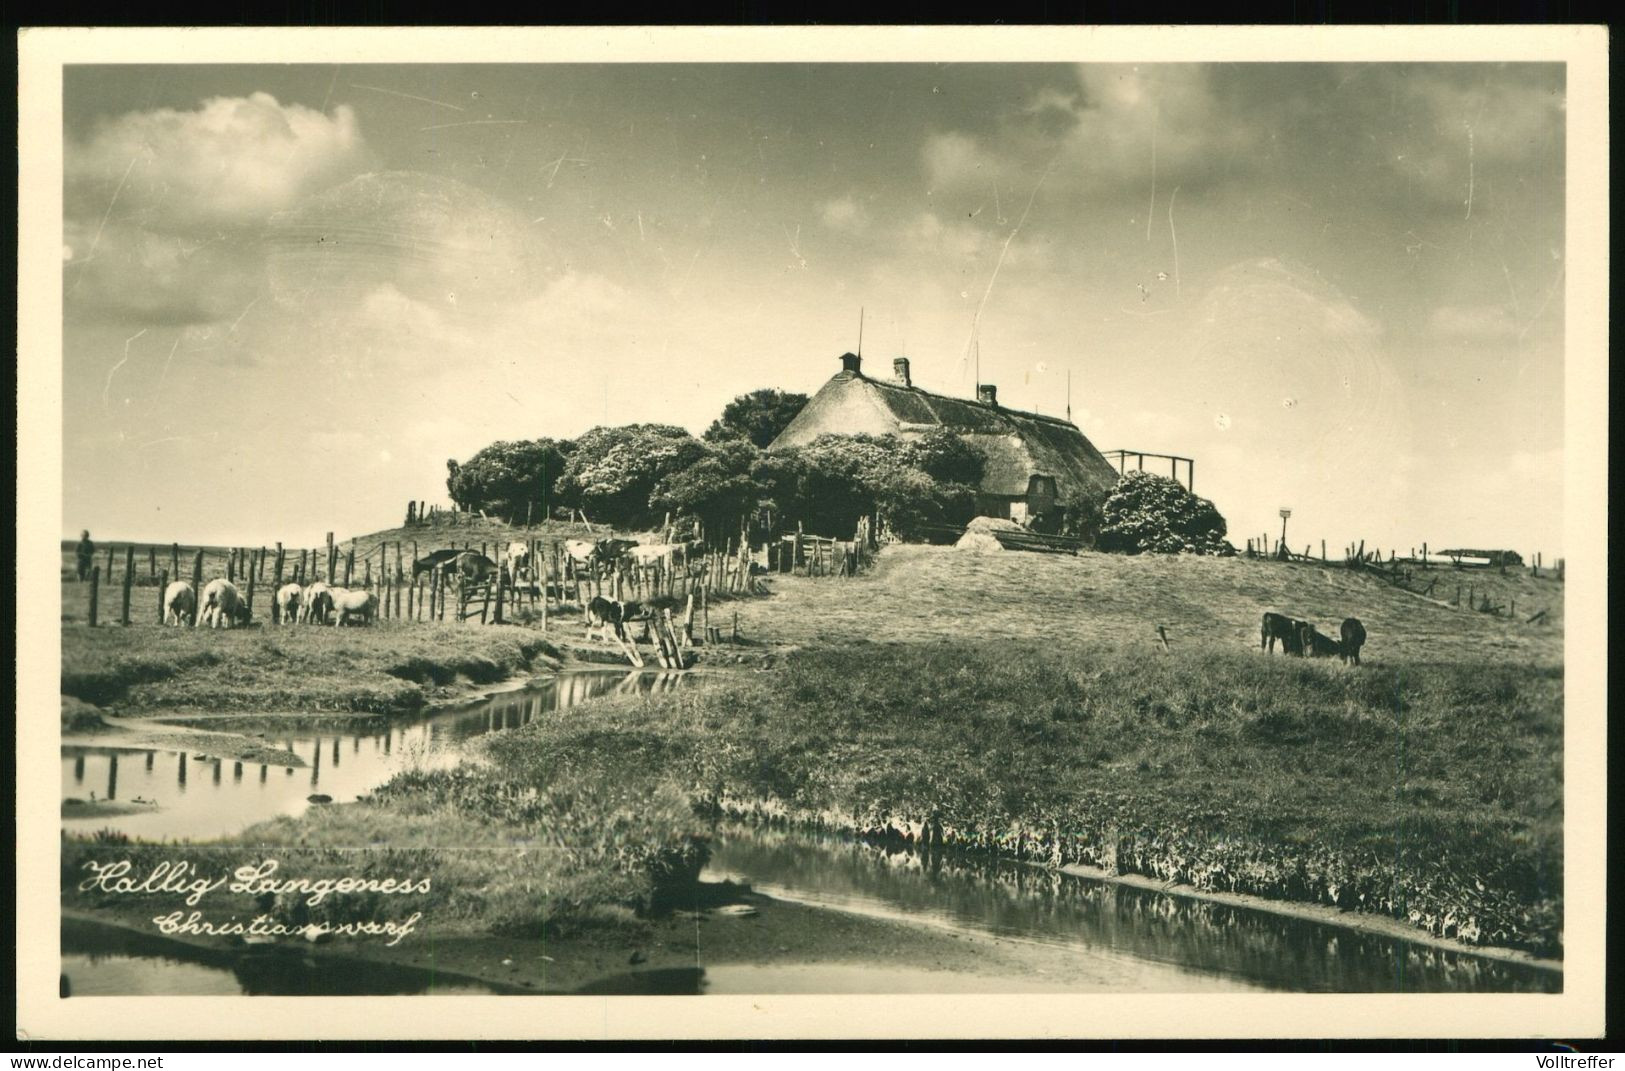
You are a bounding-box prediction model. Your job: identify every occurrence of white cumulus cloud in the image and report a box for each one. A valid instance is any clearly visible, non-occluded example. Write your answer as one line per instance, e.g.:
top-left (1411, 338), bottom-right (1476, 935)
top-left (67, 92), bottom-right (372, 233)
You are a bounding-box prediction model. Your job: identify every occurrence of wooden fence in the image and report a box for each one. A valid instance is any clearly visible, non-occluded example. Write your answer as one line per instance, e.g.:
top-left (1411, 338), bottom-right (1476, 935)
top-left (64, 533), bottom-right (772, 635)
top-left (1240, 534), bottom-right (1562, 623)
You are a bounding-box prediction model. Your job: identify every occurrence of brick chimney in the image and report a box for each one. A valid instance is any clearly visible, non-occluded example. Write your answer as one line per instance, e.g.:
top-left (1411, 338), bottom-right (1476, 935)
top-left (839, 352), bottom-right (862, 374)
top-left (892, 357), bottom-right (911, 387)
top-left (977, 383), bottom-right (998, 406)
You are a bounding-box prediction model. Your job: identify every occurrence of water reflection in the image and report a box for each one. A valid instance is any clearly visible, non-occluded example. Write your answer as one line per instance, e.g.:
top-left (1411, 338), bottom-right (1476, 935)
top-left (704, 825), bottom-right (1560, 994)
top-left (60, 919), bottom-right (503, 997)
top-left (62, 671), bottom-right (689, 842)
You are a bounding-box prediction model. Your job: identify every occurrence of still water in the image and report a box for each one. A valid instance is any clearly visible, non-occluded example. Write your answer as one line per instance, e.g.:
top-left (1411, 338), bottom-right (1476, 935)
top-left (702, 826), bottom-right (1561, 994)
top-left (59, 670), bottom-right (1559, 996)
top-left (61, 670), bottom-right (689, 841)
top-left (60, 918), bottom-right (504, 996)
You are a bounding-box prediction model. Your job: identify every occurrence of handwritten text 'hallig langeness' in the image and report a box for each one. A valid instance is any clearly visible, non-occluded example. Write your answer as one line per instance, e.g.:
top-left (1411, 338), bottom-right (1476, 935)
top-left (77, 859), bottom-right (429, 946)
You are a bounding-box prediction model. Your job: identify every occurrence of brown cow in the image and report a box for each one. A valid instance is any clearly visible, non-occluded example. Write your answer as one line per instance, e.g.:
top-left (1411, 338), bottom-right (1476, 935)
top-left (1340, 617), bottom-right (1368, 665)
top-left (1297, 623), bottom-right (1343, 658)
top-left (1262, 612), bottom-right (1307, 655)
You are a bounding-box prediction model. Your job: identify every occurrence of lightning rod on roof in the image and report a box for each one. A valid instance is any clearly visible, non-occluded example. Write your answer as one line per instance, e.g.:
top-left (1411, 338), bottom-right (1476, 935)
top-left (1067, 368), bottom-right (1072, 422)
top-left (857, 307), bottom-right (864, 358)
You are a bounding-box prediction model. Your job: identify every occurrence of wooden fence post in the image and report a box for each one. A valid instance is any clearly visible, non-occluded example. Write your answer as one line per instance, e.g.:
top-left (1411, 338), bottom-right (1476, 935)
top-left (492, 569), bottom-right (505, 625)
top-left (344, 547), bottom-right (355, 587)
top-left (190, 550), bottom-right (204, 626)
top-left (171, 543), bottom-right (180, 580)
top-left (105, 545), bottom-right (115, 579)
top-left (157, 569), bottom-right (169, 623)
top-left (245, 553), bottom-right (257, 620)
top-left (120, 545), bottom-right (135, 626)
top-left (88, 566), bottom-right (100, 626)
top-left (148, 546), bottom-right (157, 579)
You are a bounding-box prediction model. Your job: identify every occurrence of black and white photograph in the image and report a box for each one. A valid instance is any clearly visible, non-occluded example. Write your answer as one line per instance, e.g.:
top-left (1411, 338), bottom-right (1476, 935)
top-left (16, 26), bottom-right (1608, 1041)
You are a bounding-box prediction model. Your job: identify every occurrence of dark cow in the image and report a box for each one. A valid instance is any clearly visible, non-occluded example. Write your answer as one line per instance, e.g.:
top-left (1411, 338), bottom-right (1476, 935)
top-left (450, 551), bottom-right (498, 583)
top-left (1340, 617), bottom-right (1367, 665)
top-left (411, 548), bottom-right (466, 580)
top-left (585, 596), bottom-right (643, 643)
top-left (1297, 623), bottom-right (1343, 658)
top-left (412, 549), bottom-right (497, 583)
top-left (594, 538), bottom-right (640, 571)
top-left (1262, 612), bottom-right (1307, 655)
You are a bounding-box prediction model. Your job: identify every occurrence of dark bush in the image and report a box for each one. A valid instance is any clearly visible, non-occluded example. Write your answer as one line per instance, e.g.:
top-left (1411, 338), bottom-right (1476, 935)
top-left (1097, 470), bottom-right (1234, 556)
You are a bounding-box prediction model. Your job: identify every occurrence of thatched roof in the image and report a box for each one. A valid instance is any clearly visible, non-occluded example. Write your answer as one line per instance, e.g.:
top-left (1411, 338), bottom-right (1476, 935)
top-left (771, 361), bottom-right (1121, 502)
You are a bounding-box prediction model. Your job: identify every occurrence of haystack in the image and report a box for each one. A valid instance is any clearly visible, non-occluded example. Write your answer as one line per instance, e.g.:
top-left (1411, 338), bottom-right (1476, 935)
top-left (955, 515), bottom-right (1022, 551)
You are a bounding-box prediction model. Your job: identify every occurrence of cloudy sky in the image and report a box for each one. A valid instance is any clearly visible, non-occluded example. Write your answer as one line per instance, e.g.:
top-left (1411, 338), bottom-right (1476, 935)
top-left (62, 62), bottom-right (1566, 554)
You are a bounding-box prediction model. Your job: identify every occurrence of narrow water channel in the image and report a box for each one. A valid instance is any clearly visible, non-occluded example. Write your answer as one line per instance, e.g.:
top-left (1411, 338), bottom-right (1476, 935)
top-left (702, 825), bottom-right (1560, 994)
top-left (60, 670), bottom-right (1559, 996)
top-left (62, 670), bottom-right (688, 841)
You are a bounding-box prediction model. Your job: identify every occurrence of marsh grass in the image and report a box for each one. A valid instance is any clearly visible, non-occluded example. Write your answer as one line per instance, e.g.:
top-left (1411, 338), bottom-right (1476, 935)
top-left (490, 642), bottom-right (1563, 954)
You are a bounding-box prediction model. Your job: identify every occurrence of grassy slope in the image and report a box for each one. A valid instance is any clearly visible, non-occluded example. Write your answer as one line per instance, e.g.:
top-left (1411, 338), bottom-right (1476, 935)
top-left (734, 545), bottom-right (1564, 665)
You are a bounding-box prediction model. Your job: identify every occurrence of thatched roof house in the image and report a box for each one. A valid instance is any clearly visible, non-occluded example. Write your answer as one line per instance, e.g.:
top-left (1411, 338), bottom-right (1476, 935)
top-left (769, 353), bottom-right (1120, 525)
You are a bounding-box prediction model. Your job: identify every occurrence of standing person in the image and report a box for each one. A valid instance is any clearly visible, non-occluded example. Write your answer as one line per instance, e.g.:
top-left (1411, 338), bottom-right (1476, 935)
top-left (75, 530), bottom-right (95, 581)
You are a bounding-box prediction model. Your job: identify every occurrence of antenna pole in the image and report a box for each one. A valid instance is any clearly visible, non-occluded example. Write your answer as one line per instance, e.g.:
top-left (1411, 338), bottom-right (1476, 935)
top-left (858, 307), bottom-right (864, 357)
top-left (1067, 368), bottom-right (1072, 422)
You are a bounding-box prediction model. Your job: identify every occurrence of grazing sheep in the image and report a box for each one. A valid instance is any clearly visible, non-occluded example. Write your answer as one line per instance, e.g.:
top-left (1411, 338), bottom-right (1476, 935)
top-left (329, 587), bottom-right (378, 627)
top-left (275, 583), bottom-right (302, 625)
top-left (300, 581), bottom-right (333, 624)
top-left (163, 580), bottom-right (195, 626)
top-left (197, 578), bottom-right (247, 629)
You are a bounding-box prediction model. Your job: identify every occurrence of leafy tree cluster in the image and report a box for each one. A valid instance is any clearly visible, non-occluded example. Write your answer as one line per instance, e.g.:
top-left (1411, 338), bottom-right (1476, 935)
top-left (1095, 470), bottom-right (1234, 556)
top-left (756, 429), bottom-right (983, 542)
top-left (701, 389), bottom-right (809, 448)
top-left (446, 439), bottom-right (572, 524)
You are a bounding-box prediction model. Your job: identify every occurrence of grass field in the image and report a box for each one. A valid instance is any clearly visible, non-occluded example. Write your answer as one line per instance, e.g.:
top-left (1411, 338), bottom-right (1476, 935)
top-left (733, 545), bottom-right (1564, 665)
top-left (59, 537), bottom-right (1566, 956)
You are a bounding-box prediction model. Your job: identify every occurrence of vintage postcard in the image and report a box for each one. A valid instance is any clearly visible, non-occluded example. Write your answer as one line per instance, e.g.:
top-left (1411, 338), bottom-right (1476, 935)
top-left (16, 26), bottom-right (1608, 1041)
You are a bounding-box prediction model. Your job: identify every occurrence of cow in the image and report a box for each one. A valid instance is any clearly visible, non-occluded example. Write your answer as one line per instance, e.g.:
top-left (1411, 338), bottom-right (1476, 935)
top-left (330, 587), bottom-right (379, 627)
top-left (584, 595), bottom-right (643, 643)
top-left (567, 538), bottom-right (639, 574)
top-left (504, 541), bottom-right (532, 584)
top-left (1261, 612), bottom-right (1308, 656)
top-left (1297, 622), bottom-right (1343, 659)
top-left (629, 542), bottom-right (687, 568)
top-left (163, 580), bottom-right (195, 626)
top-left (300, 581), bottom-right (333, 625)
top-left (1340, 617), bottom-right (1368, 665)
top-left (411, 548), bottom-right (466, 580)
top-left (451, 551), bottom-right (498, 584)
top-left (274, 583), bottom-right (302, 625)
top-left (197, 578), bottom-right (248, 629)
